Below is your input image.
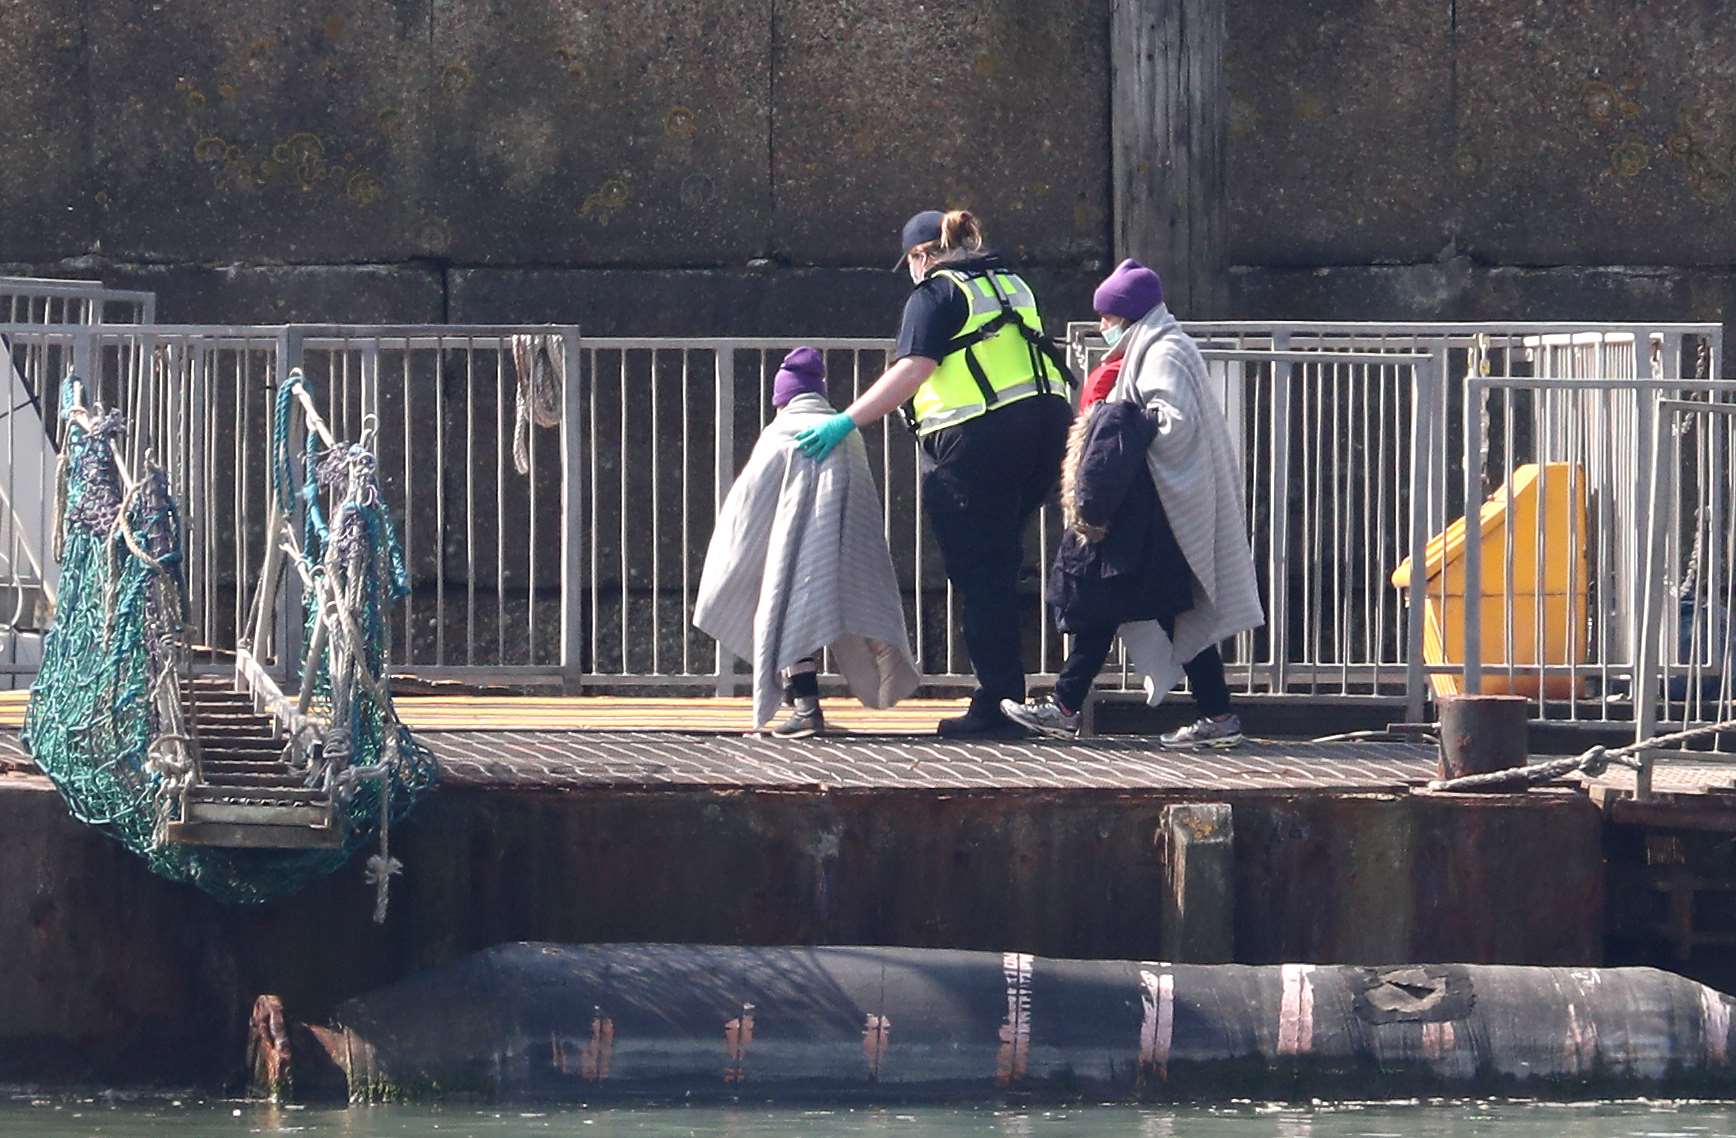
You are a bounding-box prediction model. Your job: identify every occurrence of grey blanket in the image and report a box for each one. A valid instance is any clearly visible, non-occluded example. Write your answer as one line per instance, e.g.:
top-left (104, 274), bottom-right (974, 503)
top-left (1109, 305), bottom-right (1266, 704)
top-left (694, 393), bottom-right (920, 729)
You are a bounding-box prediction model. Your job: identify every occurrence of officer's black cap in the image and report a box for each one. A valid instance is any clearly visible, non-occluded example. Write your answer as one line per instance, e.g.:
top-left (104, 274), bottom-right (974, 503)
top-left (893, 209), bottom-right (945, 269)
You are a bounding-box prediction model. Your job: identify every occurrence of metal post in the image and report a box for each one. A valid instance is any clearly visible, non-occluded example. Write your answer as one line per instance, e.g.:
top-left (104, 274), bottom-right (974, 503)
top-left (361, 340), bottom-right (382, 433)
top-left (1266, 334), bottom-right (1292, 694)
top-left (1461, 374), bottom-right (1486, 695)
top-left (559, 328), bottom-right (585, 694)
top-left (713, 342), bottom-right (738, 697)
top-left (1404, 359), bottom-right (1435, 723)
top-left (1633, 410), bottom-right (1676, 797)
top-left (71, 330), bottom-right (95, 397)
top-left (275, 329), bottom-right (306, 686)
top-left (1629, 333), bottom-right (1658, 698)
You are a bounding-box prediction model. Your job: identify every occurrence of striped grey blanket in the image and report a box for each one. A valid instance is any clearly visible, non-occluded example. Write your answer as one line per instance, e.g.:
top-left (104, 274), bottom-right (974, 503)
top-left (694, 393), bottom-right (920, 729)
top-left (1109, 305), bottom-right (1266, 704)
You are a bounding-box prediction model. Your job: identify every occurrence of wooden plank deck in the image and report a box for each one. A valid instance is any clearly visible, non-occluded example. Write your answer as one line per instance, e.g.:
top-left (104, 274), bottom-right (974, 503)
top-left (0, 690), bottom-right (965, 734)
top-left (4, 687), bottom-right (1732, 801)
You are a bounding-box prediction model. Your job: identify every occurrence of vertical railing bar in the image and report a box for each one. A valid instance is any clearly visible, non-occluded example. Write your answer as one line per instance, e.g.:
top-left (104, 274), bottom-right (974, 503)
top-left (1308, 361), bottom-right (1324, 693)
top-left (400, 337), bottom-right (415, 662)
top-left (234, 341), bottom-right (251, 652)
top-left (1634, 405), bottom-right (1673, 762)
top-left (1719, 412), bottom-right (1736, 733)
top-left (458, 341), bottom-right (476, 666)
top-left (1565, 387), bottom-right (1583, 722)
top-left (497, 340), bottom-right (510, 666)
top-left (681, 348), bottom-right (693, 676)
top-left (1502, 382), bottom-right (1516, 700)
top-left (525, 336), bottom-right (540, 669)
top-left (1267, 338), bottom-right (1292, 694)
top-left (651, 347), bottom-right (662, 675)
top-left (559, 329), bottom-right (584, 692)
top-left (587, 347), bottom-right (599, 673)
top-left (1463, 373), bottom-right (1485, 695)
top-left (1334, 360), bottom-right (1350, 693)
top-left (618, 349), bottom-right (629, 675)
top-left (914, 417), bottom-right (926, 678)
top-left (1689, 415), bottom-right (1709, 724)
top-left (434, 340), bottom-right (449, 668)
top-left (1375, 356), bottom-right (1392, 680)
top-left (1669, 404), bottom-right (1686, 735)
top-left (1362, 360), bottom-right (1378, 683)
top-left (203, 347), bottom-right (219, 654)
top-left (1533, 395), bottom-right (1549, 716)
top-left (713, 344), bottom-right (737, 694)
top-left (1403, 360), bottom-right (1433, 723)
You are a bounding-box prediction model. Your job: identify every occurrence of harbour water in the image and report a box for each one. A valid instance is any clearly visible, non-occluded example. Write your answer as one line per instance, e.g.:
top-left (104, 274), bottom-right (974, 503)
top-left (4, 1099), bottom-right (1735, 1138)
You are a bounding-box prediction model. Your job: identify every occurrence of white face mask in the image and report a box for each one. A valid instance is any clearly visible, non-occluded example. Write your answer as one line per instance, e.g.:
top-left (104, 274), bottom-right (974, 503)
top-left (1101, 323), bottom-right (1125, 348)
top-left (907, 254), bottom-right (925, 285)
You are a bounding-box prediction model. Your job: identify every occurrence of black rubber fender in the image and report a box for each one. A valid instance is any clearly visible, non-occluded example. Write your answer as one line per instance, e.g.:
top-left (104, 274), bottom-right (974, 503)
top-left (255, 943), bottom-right (1736, 1103)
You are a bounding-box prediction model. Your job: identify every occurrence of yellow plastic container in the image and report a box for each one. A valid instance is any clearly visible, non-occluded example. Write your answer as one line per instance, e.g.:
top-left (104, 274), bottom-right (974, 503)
top-left (1391, 463), bottom-right (1588, 699)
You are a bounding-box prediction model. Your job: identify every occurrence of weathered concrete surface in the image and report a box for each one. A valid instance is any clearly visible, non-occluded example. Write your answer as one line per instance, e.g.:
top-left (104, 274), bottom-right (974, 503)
top-left (772, 0), bottom-right (1110, 268)
top-left (1456, 0), bottom-right (1736, 266)
top-left (0, 1), bottom-right (92, 260)
top-left (0, 773), bottom-right (1602, 1088)
top-left (448, 266), bottom-right (1103, 336)
top-left (105, 263), bottom-right (446, 323)
top-left (2, 1), bottom-right (1115, 273)
top-left (1225, 0), bottom-right (1455, 266)
top-left (430, 0), bottom-right (772, 266)
top-left (85, 2), bottom-right (433, 263)
top-left (1228, 263), bottom-right (1736, 378)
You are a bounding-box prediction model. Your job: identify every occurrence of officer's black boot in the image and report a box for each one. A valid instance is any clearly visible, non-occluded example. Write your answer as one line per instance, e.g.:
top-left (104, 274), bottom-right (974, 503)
top-left (937, 690), bottom-right (1028, 740)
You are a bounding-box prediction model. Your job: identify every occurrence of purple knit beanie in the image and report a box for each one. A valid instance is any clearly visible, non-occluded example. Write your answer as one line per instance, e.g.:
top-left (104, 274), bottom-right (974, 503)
top-left (1092, 258), bottom-right (1165, 322)
top-left (772, 346), bottom-right (827, 408)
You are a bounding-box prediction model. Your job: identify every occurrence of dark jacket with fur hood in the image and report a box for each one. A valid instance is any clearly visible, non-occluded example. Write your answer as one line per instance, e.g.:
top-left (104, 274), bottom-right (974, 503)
top-left (1048, 400), bottom-right (1193, 632)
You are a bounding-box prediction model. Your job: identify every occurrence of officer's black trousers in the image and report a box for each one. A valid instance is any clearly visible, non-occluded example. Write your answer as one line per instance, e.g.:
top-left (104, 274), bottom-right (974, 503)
top-left (920, 394), bottom-right (1074, 717)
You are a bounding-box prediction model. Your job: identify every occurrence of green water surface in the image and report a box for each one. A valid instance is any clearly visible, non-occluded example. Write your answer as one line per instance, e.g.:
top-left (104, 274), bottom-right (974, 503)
top-left (3, 1099), bottom-right (1735, 1138)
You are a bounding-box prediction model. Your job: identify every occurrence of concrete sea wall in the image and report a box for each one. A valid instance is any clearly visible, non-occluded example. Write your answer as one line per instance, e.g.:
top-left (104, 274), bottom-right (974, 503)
top-left (0, 775), bottom-right (1601, 1087)
top-left (1, 0), bottom-right (1732, 359)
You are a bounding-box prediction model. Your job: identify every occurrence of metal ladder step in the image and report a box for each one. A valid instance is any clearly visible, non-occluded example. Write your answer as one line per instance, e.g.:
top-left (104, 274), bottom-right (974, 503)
top-left (203, 757), bottom-right (298, 772)
top-left (166, 819), bottom-right (341, 850)
top-left (200, 772), bottom-right (309, 790)
top-left (196, 735), bottom-right (282, 750)
top-left (188, 783), bottom-right (326, 803)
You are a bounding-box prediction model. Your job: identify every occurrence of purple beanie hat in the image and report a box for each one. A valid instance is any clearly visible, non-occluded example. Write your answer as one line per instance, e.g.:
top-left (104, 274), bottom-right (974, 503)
top-left (772, 346), bottom-right (827, 408)
top-left (1092, 258), bottom-right (1165, 322)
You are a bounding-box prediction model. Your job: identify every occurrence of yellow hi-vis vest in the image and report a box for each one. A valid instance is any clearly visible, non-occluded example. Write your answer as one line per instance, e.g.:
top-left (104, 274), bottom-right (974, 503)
top-left (905, 267), bottom-right (1073, 437)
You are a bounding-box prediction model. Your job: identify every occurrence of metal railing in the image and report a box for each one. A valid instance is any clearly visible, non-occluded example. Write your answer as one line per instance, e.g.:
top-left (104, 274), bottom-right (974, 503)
top-left (0, 276), bottom-right (156, 325)
top-left (1, 282), bottom-right (158, 687)
top-left (1072, 321), bottom-right (1723, 717)
top-left (1087, 349), bottom-right (1437, 721)
top-left (1, 324), bottom-right (583, 693)
top-left (1630, 394), bottom-right (1736, 790)
top-left (5, 319), bottom-right (1727, 734)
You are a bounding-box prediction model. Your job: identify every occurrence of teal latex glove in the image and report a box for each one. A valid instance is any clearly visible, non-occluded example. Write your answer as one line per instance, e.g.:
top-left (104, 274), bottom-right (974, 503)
top-left (794, 412), bottom-right (857, 461)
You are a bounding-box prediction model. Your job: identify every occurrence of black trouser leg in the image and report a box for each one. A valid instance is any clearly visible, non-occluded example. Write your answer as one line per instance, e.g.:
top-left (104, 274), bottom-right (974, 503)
top-left (922, 396), bottom-right (1072, 718)
top-left (931, 506), bottom-right (1026, 715)
top-left (1182, 645), bottom-right (1232, 718)
top-left (784, 657), bottom-right (819, 702)
top-left (1154, 612), bottom-right (1234, 719)
top-left (1053, 626), bottom-right (1117, 714)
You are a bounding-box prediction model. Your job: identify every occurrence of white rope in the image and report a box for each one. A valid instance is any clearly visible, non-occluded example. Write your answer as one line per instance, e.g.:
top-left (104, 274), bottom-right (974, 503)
top-left (1428, 713), bottom-right (1736, 792)
top-left (510, 334), bottom-right (563, 476)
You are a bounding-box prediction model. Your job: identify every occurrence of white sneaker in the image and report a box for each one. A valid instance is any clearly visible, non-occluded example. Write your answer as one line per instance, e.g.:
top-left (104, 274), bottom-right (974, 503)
top-left (1160, 715), bottom-right (1244, 750)
top-left (1000, 696), bottom-right (1082, 740)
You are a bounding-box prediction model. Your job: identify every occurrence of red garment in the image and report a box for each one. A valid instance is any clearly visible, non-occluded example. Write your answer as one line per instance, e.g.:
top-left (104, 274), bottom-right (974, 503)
top-left (1080, 358), bottom-right (1122, 411)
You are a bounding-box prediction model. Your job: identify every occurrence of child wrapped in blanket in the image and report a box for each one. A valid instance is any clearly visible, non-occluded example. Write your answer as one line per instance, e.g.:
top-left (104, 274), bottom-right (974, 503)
top-left (694, 348), bottom-right (920, 737)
